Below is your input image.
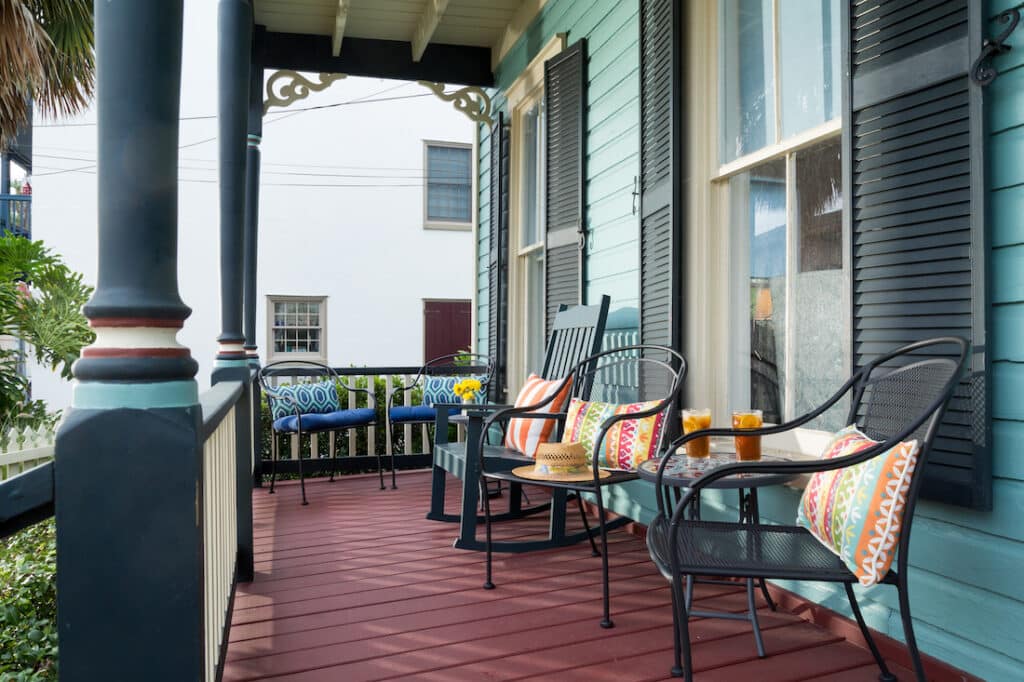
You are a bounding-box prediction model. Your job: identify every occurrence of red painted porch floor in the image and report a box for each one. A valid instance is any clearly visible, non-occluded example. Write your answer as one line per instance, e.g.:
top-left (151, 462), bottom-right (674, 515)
top-left (223, 471), bottom-right (918, 681)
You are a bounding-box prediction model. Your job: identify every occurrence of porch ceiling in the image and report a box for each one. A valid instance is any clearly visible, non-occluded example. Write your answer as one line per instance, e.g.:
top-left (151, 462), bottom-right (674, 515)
top-left (253, 0), bottom-right (529, 84)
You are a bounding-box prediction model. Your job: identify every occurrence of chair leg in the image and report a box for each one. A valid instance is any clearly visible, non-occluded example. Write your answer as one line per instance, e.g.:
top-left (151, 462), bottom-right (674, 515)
top-left (758, 579), bottom-right (777, 611)
top-left (329, 430), bottom-right (337, 482)
top-left (269, 431), bottom-right (278, 494)
top-left (844, 582), bottom-right (896, 682)
top-left (897, 579), bottom-right (927, 682)
top-left (376, 435), bottom-right (385, 490)
top-left (297, 434), bottom-right (308, 506)
top-left (596, 494), bottom-right (613, 629)
top-left (390, 421), bottom-right (399, 489)
top-left (483, 474), bottom-right (495, 591)
top-left (746, 578), bottom-right (766, 658)
top-left (669, 574), bottom-right (685, 678)
top-left (574, 494), bottom-right (600, 557)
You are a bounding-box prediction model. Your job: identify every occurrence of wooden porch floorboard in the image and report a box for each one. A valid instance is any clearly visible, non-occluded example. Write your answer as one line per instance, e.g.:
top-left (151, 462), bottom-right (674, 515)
top-left (223, 471), bottom-right (916, 681)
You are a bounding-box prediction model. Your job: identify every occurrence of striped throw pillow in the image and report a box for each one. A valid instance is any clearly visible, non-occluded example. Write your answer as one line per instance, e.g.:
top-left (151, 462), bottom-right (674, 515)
top-left (796, 425), bottom-right (919, 587)
top-left (561, 398), bottom-right (667, 470)
top-left (504, 374), bottom-right (574, 458)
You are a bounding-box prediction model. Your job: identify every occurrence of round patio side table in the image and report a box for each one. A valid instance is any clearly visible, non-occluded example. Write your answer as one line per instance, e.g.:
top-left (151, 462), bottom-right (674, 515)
top-left (637, 446), bottom-right (799, 658)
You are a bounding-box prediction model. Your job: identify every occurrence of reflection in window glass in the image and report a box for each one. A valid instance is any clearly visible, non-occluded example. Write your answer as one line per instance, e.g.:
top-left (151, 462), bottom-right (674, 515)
top-left (779, 0), bottom-right (841, 138)
top-left (742, 159), bottom-right (787, 424)
top-left (793, 140), bottom-right (845, 429)
top-left (526, 250), bottom-right (546, 373)
top-left (720, 0), bottom-right (776, 162)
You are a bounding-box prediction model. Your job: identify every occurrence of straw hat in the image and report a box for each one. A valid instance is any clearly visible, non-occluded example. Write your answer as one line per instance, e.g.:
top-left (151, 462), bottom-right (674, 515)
top-left (512, 441), bottom-right (610, 482)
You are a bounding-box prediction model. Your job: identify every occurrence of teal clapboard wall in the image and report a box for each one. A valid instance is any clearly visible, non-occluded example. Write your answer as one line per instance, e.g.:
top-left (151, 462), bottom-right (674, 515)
top-left (476, 1), bottom-right (1024, 678)
top-left (476, 0), bottom-right (641, 355)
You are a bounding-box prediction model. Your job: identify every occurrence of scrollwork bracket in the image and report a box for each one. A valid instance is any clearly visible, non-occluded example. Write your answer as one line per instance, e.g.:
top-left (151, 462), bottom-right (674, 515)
top-left (264, 71), bottom-right (347, 114)
top-left (417, 82), bottom-right (495, 126)
top-left (971, 6), bottom-right (1020, 86)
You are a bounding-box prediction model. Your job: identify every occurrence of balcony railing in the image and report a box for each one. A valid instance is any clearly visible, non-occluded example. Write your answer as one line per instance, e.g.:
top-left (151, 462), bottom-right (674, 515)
top-left (0, 195), bottom-right (30, 239)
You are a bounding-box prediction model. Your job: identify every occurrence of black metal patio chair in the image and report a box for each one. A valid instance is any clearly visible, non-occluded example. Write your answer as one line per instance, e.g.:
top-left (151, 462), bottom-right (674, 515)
top-left (646, 337), bottom-right (969, 681)
top-left (480, 344), bottom-right (687, 629)
top-left (384, 352), bottom-right (494, 490)
top-left (258, 360), bottom-right (377, 505)
top-left (427, 295), bottom-right (610, 549)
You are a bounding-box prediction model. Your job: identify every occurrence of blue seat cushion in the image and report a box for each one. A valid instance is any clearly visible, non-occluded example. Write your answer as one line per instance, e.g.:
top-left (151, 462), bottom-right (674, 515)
top-left (272, 407), bottom-right (376, 433)
top-left (389, 405), bottom-right (460, 423)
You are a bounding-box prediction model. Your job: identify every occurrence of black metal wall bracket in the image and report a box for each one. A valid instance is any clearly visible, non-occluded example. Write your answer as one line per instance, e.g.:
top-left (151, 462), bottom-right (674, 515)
top-left (971, 5), bottom-right (1021, 86)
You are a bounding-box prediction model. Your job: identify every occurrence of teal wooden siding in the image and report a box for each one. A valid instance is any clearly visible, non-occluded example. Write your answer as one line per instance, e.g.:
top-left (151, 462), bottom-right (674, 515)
top-left (476, 0), bottom-right (641, 354)
top-left (476, 1), bottom-right (1024, 678)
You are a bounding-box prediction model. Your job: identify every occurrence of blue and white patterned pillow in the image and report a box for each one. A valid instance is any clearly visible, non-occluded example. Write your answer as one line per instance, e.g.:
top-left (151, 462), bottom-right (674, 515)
top-left (421, 375), bottom-right (487, 406)
top-left (268, 381), bottom-right (340, 419)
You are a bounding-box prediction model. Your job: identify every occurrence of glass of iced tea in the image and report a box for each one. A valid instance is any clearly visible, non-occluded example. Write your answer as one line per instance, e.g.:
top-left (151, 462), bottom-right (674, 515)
top-left (682, 408), bottom-right (712, 461)
top-left (732, 409), bottom-right (763, 461)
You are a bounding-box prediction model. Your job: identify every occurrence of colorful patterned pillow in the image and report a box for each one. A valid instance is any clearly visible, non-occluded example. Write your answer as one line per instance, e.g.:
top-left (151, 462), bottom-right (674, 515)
top-left (561, 398), bottom-right (667, 470)
top-left (796, 424), bottom-right (920, 587)
top-left (421, 374), bottom-right (487, 406)
top-left (504, 374), bottom-right (574, 458)
top-left (268, 381), bottom-right (340, 419)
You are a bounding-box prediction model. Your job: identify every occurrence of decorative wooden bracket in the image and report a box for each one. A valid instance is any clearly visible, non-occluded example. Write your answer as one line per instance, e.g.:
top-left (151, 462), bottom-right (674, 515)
top-left (264, 71), bottom-right (347, 113)
top-left (418, 81), bottom-right (495, 126)
top-left (971, 5), bottom-right (1021, 86)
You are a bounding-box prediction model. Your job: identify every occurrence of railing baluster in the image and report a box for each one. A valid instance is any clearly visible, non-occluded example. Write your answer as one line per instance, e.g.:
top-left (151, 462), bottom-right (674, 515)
top-left (348, 377), bottom-right (357, 456)
top-left (366, 373), bottom-right (376, 457)
top-left (403, 374), bottom-right (413, 455)
top-left (384, 374), bottom-right (394, 456)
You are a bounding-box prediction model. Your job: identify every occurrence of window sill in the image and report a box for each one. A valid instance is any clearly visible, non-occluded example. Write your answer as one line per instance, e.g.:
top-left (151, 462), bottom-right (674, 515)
top-left (424, 221), bottom-right (472, 232)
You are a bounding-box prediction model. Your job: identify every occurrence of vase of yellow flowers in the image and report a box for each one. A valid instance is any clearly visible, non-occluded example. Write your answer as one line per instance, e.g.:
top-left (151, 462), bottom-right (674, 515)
top-left (453, 377), bottom-right (482, 404)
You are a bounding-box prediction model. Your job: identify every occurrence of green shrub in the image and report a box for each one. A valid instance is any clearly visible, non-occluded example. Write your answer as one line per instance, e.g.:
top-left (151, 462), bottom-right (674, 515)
top-left (0, 520), bottom-right (57, 680)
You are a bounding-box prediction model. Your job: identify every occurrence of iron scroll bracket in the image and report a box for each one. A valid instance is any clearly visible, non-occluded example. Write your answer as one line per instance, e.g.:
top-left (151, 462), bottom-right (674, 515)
top-left (971, 5), bottom-right (1021, 86)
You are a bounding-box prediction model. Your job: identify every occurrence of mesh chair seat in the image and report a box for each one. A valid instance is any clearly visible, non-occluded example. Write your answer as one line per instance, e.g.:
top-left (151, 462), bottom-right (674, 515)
top-left (647, 516), bottom-right (859, 583)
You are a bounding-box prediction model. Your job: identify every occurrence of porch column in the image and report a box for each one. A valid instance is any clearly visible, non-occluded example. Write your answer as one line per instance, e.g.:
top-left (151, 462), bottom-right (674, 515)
top-left (215, 0), bottom-right (256, 583)
top-left (215, 0), bottom-right (252, 368)
top-left (243, 65), bottom-right (263, 367)
top-left (54, 1), bottom-right (205, 678)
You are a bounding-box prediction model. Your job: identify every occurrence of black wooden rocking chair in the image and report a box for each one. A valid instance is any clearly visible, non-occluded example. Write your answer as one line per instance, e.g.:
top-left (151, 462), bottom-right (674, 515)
top-left (427, 295), bottom-right (610, 550)
top-left (646, 337), bottom-right (969, 681)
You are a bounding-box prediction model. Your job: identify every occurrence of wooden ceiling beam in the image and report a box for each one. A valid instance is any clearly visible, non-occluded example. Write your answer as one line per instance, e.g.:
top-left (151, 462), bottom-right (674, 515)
top-left (411, 0), bottom-right (450, 62)
top-left (331, 0), bottom-right (351, 56)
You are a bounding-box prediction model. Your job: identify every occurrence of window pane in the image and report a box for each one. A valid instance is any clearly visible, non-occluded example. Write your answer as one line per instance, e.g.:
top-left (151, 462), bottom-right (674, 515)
top-left (526, 250), bottom-right (546, 372)
top-left (720, 0), bottom-right (776, 162)
top-left (427, 145), bottom-right (471, 222)
top-left (520, 101), bottom-right (544, 248)
top-left (779, 0), bottom-right (841, 138)
top-left (793, 139), bottom-right (845, 429)
top-left (731, 158), bottom-right (786, 424)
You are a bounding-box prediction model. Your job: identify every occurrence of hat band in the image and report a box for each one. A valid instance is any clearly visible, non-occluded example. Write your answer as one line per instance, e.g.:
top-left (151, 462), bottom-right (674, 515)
top-left (535, 462), bottom-right (588, 476)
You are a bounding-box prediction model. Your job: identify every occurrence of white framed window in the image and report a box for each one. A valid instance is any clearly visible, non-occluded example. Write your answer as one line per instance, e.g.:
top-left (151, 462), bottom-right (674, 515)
top-left (266, 295), bottom-right (327, 363)
top-left (423, 141), bottom-right (472, 230)
top-left (686, 1), bottom-right (849, 446)
top-left (505, 33), bottom-right (565, 388)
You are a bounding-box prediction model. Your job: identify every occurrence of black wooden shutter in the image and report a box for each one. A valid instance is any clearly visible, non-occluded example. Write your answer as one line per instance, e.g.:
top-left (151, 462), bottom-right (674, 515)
top-left (544, 39), bottom-right (587, 337)
top-left (638, 0), bottom-right (683, 400)
top-left (488, 113), bottom-right (510, 401)
top-left (846, 0), bottom-right (990, 509)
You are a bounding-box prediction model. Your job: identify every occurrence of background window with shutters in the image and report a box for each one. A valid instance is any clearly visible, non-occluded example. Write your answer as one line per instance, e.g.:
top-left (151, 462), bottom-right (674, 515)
top-left (713, 0), bottom-right (849, 432)
top-left (266, 295), bottom-right (327, 363)
top-left (423, 141), bottom-right (472, 230)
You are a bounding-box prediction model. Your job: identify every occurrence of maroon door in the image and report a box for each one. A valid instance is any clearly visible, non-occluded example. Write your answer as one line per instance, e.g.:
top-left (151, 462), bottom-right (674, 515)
top-left (423, 299), bottom-right (472, 361)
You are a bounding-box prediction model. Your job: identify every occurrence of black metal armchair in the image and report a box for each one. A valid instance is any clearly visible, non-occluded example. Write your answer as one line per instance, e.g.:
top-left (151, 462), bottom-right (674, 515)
top-left (646, 337), bottom-right (968, 681)
top-left (384, 352), bottom-right (494, 490)
top-left (480, 344), bottom-right (687, 629)
top-left (258, 360), bottom-right (377, 505)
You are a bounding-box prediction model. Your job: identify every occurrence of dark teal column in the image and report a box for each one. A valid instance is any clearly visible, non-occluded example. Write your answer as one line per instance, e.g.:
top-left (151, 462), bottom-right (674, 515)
top-left (214, 0), bottom-right (256, 583)
top-left (54, 1), bottom-right (205, 678)
top-left (216, 0), bottom-right (252, 366)
top-left (243, 65), bottom-right (263, 367)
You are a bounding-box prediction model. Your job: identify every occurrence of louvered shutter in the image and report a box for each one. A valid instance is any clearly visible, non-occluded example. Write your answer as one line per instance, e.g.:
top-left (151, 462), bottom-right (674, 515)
top-left (544, 39), bottom-right (587, 336)
top-left (638, 0), bottom-right (683, 400)
top-left (846, 0), bottom-right (990, 509)
top-left (487, 114), bottom-right (510, 401)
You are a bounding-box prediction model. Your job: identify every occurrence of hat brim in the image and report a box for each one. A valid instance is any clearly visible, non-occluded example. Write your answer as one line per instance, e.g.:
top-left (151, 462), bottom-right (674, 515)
top-left (511, 465), bottom-right (612, 482)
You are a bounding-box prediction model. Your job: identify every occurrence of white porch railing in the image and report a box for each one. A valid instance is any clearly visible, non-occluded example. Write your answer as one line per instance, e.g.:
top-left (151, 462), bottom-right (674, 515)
top-left (201, 383), bottom-right (241, 681)
top-left (0, 424), bottom-right (56, 481)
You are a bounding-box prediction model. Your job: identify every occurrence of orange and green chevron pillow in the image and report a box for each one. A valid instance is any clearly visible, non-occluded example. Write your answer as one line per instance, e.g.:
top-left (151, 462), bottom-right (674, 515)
top-left (796, 425), bottom-right (919, 587)
top-left (561, 398), bottom-right (666, 470)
